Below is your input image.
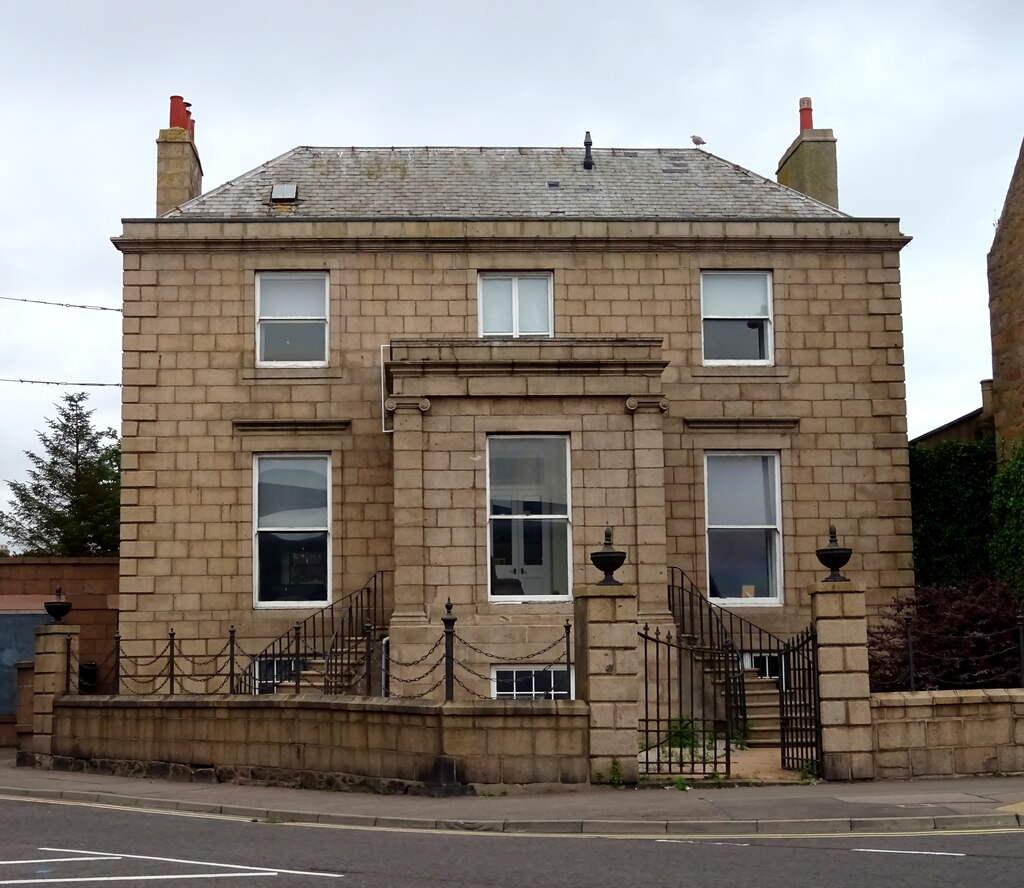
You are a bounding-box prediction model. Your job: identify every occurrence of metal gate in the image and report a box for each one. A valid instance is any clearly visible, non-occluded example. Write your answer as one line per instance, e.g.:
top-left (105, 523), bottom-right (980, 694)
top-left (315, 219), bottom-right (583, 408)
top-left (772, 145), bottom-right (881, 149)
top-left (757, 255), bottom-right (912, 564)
top-left (779, 625), bottom-right (821, 773)
top-left (638, 625), bottom-right (739, 776)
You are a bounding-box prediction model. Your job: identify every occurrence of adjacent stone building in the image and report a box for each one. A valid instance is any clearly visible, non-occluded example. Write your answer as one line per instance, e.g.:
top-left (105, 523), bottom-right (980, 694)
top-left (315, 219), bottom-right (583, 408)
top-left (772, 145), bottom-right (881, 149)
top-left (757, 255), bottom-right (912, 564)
top-left (989, 136), bottom-right (1024, 452)
top-left (112, 97), bottom-right (914, 695)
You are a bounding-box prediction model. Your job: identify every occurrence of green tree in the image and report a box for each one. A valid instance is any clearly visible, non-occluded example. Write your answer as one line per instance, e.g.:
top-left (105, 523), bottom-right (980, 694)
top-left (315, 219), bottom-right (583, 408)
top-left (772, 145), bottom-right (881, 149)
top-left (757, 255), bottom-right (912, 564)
top-left (909, 437), bottom-right (996, 586)
top-left (991, 441), bottom-right (1024, 593)
top-left (0, 393), bottom-right (119, 555)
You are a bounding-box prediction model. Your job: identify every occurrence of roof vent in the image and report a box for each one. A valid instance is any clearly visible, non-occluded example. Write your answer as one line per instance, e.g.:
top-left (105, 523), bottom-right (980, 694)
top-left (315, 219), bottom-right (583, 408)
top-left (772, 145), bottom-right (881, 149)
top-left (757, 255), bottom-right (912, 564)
top-left (583, 131), bottom-right (594, 170)
top-left (271, 183), bottom-right (298, 202)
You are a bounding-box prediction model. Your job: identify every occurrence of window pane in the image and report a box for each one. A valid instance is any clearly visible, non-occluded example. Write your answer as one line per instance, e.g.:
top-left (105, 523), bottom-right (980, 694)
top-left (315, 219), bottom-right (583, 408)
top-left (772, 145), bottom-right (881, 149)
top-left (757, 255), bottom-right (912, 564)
top-left (260, 320), bottom-right (326, 362)
top-left (495, 670), bottom-right (514, 695)
top-left (517, 278), bottom-right (550, 334)
top-left (488, 437), bottom-right (567, 515)
top-left (706, 454), bottom-right (775, 525)
top-left (708, 528), bottom-right (776, 599)
top-left (258, 457), bottom-right (328, 527)
top-left (703, 273), bottom-right (769, 317)
top-left (703, 319), bottom-right (766, 361)
top-left (260, 277), bottom-right (326, 318)
top-left (481, 278), bottom-right (514, 335)
top-left (257, 530), bottom-right (328, 602)
top-left (489, 519), bottom-right (569, 596)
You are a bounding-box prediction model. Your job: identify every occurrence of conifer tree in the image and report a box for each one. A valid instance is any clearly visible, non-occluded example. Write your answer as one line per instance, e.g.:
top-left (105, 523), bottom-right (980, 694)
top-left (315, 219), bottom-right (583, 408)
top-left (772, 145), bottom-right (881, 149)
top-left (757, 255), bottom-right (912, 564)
top-left (0, 393), bottom-right (119, 555)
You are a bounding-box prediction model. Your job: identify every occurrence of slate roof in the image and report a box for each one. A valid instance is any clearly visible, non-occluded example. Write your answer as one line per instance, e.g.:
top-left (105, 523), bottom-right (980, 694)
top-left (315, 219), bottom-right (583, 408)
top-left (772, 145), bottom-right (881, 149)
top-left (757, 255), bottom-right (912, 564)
top-left (165, 145), bottom-right (848, 220)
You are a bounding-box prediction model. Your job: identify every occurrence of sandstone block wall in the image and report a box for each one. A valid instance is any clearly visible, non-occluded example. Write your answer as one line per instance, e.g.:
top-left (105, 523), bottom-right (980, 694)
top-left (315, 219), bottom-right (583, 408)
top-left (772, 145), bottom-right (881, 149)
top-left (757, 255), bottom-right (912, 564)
top-left (873, 689), bottom-right (1024, 778)
top-left (45, 695), bottom-right (590, 788)
top-left (114, 218), bottom-right (913, 667)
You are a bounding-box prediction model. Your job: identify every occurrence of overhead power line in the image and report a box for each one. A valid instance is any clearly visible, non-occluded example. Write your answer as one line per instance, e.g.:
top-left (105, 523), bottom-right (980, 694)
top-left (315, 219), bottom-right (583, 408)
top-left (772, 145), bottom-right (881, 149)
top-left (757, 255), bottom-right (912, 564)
top-left (0, 295), bottom-right (122, 312)
top-left (0, 378), bottom-right (121, 387)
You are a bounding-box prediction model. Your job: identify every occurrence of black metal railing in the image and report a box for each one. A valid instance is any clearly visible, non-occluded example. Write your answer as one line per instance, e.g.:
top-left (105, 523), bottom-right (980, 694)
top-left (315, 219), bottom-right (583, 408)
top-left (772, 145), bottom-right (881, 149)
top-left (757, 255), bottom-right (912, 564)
top-left (779, 624), bottom-right (821, 773)
top-left (639, 624), bottom-right (734, 776)
top-left (67, 593), bottom-right (573, 704)
top-left (237, 571), bottom-right (390, 694)
top-left (668, 566), bottom-right (789, 673)
top-left (870, 610), bottom-right (1024, 693)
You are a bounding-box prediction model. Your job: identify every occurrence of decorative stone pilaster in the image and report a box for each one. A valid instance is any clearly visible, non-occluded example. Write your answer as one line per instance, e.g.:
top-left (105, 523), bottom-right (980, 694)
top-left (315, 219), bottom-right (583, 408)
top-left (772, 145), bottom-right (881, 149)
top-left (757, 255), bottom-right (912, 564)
top-left (624, 395), bottom-right (672, 625)
top-left (810, 579), bottom-right (875, 780)
top-left (26, 624), bottom-right (79, 759)
top-left (573, 583), bottom-right (639, 785)
top-left (385, 396), bottom-right (431, 626)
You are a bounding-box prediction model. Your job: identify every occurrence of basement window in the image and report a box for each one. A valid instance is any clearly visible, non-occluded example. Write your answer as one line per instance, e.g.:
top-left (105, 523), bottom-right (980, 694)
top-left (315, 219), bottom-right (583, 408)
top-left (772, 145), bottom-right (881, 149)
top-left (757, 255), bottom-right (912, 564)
top-left (491, 665), bottom-right (572, 700)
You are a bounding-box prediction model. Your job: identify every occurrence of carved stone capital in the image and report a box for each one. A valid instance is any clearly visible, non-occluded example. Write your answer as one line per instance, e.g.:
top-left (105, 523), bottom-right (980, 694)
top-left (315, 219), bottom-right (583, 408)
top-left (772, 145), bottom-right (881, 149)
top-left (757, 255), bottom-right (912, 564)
top-left (384, 396), bottom-right (430, 414)
top-left (625, 396), bottom-right (669, 414)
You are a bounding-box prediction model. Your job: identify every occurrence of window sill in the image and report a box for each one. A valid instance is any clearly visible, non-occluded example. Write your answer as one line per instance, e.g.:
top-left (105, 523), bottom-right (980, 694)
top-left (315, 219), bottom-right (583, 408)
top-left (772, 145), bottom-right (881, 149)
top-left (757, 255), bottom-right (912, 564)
top-left (691, 366), bottom-right (790, 378)
top-left (711, 598), bottom-right (783, 607)
top-left (243, 367), bottom-right (340, 381)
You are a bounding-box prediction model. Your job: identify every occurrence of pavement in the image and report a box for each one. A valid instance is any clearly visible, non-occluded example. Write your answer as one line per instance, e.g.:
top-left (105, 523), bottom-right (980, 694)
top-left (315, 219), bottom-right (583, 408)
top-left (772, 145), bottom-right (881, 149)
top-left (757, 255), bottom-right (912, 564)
top-left (3, 748), bottom-right (1024, 836)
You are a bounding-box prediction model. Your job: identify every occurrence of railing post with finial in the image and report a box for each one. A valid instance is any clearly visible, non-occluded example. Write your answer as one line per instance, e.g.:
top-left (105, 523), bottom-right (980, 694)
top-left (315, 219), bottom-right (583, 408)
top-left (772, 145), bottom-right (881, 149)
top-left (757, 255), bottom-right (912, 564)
top-left (167, 629), bottom-right (176, 695)
top-left (442, 600), bottom-right (457, 702)
top-left (563, 619), bottom-right (572, 698)
top-left (228, 626), bottom-right (236, 694)
top-left (364, 620), bottom-right (374, 697)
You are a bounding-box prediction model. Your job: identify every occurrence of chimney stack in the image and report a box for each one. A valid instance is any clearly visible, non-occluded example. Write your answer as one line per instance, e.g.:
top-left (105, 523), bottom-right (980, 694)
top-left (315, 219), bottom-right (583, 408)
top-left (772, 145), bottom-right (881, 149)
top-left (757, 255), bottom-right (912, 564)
top-left (776, 97), bottom-right (839, 208)
top-left (156, 95), bottom-right (203, 215)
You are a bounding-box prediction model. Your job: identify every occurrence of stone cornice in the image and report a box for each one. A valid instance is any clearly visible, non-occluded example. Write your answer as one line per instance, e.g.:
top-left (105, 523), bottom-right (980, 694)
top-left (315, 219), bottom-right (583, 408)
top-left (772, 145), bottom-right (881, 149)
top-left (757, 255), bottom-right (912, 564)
top-left (112, 234), bottom-right (911, 255)
top-left (387, 359), bottom-right (668, 379)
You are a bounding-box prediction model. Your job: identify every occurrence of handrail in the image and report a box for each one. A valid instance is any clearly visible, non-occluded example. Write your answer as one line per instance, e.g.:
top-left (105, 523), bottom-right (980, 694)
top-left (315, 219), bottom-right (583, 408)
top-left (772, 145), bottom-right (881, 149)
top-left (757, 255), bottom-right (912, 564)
top-left (668, 566), bottom-right (789, 660)
top-left (236, 570), bottom-right (391, 694)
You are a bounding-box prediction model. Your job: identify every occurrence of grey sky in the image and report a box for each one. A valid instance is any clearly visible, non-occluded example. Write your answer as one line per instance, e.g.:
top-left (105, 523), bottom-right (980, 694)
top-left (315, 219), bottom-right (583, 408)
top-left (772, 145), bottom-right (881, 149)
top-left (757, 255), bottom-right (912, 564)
top-left (2, 0), bottom-right (1022, 534)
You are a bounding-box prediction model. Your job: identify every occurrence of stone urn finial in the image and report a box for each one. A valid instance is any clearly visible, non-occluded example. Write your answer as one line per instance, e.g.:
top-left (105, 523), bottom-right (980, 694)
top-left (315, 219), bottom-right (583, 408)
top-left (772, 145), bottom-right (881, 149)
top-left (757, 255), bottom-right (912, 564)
top-left (44, 585), bottom-right (72, 624)
top-left (590, 526), bottom-right (626, 585)
top-left (815, 524), bottom-right (852, 582)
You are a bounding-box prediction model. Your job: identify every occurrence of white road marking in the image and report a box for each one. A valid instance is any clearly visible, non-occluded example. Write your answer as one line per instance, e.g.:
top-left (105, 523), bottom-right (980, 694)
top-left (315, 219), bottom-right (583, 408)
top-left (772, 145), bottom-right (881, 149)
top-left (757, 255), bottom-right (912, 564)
top-left (0, 859), bottom-right (121, 866)
top-left (657, 840), bottom-right (751, 846)
top-left (41, 848), bottom-right (343, 879)
top-left (0, 874), bottom-right (275, 884)
top-left (852, 848), bottom-right (966, 857)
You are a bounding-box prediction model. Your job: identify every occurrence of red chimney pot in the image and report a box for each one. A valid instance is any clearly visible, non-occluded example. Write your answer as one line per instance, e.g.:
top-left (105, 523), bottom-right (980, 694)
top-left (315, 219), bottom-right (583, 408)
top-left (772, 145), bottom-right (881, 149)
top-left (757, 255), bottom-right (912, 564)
top-left (168, 95), bottom-right (195, 138)
top-left (799, 97), bottom-right (813, 132)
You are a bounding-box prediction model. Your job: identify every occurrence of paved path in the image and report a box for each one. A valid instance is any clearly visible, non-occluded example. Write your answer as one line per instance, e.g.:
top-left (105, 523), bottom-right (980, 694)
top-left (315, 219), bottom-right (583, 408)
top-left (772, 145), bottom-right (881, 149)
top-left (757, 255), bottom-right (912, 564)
top-left (3, 752), bottom-right (1024, 836)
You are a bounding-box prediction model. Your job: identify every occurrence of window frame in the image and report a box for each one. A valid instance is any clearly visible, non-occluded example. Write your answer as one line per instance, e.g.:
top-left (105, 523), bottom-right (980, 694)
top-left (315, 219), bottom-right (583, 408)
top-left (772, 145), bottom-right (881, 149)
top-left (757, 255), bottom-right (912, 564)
top-left (703, 451), bottom-right (783, 607)
top-left (477, 272), bottom-right (554, 338)
top-left (252, 453), bottom-right (332, 609)
top-left (486, 434), bottom-right (572, 602)
top-left (490, 665), bottom-right (574, 700)
top-left (255, 271), bottom-right (329, 368)
top-left (700, 271), bottom-right (774, 366)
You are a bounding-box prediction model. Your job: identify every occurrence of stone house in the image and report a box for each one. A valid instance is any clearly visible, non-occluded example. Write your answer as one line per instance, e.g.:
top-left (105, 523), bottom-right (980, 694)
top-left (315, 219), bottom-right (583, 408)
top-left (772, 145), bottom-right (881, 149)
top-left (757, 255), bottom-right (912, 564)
top-left (989, 135), bottom-right (1024, 452)
top-left (112, 96), bottom-right (913, 697)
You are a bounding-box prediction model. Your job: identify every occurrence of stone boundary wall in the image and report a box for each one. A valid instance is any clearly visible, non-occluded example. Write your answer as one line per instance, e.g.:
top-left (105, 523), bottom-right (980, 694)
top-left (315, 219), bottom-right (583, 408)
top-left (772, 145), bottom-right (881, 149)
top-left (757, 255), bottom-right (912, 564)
top-left (23, 695), bottom-right (589, 793)
top-left (873, 689), bottom-right (1024, 778)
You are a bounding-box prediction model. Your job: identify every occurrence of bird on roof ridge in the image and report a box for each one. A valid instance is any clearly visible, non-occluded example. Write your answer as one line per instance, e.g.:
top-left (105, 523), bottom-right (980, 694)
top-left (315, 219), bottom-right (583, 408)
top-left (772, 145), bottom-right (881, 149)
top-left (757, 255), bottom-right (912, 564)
top-left (691, 135), bottom-right (706, 148)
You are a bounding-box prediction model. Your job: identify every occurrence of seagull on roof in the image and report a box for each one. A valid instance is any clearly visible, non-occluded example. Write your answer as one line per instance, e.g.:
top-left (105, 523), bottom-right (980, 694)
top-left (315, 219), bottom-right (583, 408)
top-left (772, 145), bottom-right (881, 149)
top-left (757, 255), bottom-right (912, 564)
top-left (691, 135), bottom-right (706, 148)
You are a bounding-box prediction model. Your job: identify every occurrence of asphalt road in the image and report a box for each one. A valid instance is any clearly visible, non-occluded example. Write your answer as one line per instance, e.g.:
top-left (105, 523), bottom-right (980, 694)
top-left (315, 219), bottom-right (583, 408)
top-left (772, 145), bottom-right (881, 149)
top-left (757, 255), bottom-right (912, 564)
top-left (0, 797), bottom-right (1022, 887)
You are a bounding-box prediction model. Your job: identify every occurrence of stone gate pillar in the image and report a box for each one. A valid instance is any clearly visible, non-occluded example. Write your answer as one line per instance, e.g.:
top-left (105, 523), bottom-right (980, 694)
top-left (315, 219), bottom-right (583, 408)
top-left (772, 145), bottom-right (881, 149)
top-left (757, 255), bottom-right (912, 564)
top-left (810, 527), bottom-right (874, 780)
top-left (24, 623), bottom-right (79, 761)
top-left (574, 582), bottom-right (639, 784)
